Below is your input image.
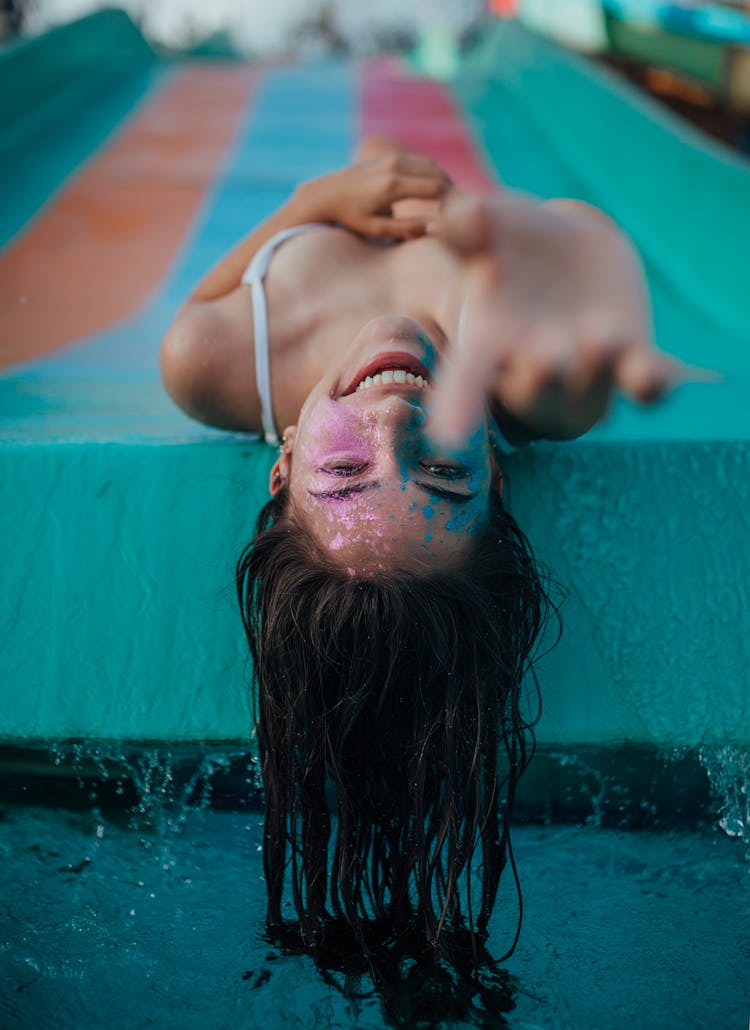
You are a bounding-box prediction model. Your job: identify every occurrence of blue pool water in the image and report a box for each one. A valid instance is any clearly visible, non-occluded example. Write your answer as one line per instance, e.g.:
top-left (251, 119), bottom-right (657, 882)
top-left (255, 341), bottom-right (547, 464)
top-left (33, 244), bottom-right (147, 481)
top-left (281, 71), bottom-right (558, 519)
top-left (1, 774), bottom-right (747, 1029)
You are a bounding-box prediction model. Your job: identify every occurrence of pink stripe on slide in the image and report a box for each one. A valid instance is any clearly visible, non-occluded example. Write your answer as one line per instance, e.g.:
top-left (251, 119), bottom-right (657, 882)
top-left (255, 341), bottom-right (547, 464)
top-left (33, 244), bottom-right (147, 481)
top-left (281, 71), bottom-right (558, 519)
top-left (359, 59), bottom-right (497, 193)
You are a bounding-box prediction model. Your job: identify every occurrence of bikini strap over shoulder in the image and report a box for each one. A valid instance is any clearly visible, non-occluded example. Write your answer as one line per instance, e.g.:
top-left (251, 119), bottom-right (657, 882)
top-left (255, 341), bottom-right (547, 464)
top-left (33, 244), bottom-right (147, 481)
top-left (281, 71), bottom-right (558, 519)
top-left (241, 223), bottom-right (328, 446)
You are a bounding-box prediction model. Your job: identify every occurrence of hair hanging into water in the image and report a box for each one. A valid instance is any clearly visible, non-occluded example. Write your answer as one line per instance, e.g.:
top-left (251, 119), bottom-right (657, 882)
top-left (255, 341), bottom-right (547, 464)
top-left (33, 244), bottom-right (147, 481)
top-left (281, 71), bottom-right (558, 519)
top-left (236, 484), bottom-right (556, 969)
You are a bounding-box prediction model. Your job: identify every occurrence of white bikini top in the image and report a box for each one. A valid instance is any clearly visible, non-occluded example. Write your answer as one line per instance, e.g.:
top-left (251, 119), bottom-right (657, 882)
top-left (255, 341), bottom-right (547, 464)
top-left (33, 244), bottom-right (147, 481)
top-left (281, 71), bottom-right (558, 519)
top-left (241, 223), bottom-right (326, 445)
top-left (241, 223), bottom-right (516, 454)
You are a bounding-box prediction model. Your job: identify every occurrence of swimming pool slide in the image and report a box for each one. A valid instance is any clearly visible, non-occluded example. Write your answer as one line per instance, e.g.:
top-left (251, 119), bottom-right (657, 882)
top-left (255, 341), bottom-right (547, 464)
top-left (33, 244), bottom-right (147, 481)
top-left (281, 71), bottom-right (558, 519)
top-left (1, 12), bottom-right (748, 751)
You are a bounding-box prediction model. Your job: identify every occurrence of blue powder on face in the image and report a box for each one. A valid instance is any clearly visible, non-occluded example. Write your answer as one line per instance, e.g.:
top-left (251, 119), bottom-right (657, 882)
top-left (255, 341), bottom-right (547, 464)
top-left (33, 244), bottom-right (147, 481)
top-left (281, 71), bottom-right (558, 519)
top-left (425, 533), bottom-right (432, 543)
top-left (422, 505), bottom-right (434, 520)
top-left (445, 508), bottom-right (470, 532)
top-left (446, 509), bottom-right (483, 535)
top-left (420, 336), bottom-right (437, 373)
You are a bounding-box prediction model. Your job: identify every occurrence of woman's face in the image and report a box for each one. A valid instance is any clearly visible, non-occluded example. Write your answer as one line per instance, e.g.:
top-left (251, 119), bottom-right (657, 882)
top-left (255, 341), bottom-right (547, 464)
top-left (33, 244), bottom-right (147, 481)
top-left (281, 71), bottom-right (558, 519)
top-left (273, 316), bottom-right (499, 573)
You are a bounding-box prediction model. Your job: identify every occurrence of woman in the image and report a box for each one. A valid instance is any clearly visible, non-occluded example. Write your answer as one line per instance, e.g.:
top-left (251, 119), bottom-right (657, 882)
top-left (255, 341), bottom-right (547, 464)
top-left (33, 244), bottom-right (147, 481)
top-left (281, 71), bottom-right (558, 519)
top-left (161, 139), bottom-right (677, 965)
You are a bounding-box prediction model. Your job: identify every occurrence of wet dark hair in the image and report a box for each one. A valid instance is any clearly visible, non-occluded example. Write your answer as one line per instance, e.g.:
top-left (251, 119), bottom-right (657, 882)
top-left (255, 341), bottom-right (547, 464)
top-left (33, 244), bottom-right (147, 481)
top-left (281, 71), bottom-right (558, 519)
top-left (236, 484), bottom-right (554, 974)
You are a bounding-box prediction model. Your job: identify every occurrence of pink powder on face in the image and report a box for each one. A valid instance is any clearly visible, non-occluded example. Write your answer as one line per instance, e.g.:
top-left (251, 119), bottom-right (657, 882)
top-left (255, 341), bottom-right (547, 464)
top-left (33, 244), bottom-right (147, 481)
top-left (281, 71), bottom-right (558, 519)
top-left (299, 399), bottom-right (371, 466)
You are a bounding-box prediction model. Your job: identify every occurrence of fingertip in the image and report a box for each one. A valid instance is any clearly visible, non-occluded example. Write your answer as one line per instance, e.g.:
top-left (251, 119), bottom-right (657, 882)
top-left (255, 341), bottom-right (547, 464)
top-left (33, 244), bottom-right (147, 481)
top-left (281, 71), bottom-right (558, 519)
top-left (675, 361), bottom-right (724, 386)
top-left (619, 352), bottom-right (674, 404)
top-left (399, 219), bottom-right (429, 238)
top-left (428, 404), bottom-right (473, 450)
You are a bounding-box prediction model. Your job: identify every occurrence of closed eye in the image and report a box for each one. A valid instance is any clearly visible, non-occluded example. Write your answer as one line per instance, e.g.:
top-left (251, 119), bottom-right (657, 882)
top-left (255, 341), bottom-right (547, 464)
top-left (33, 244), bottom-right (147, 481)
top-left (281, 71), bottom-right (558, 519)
top-left (307, 481), bottom-right (476, 502)
top-left (308, 482), bottom-right (379, 500)
top-left (318, 462), bottom-right (371, 477)
top-left (413, 481), bottom-right (477, 502)
top-left (418, 461), bottom-right (471, 481)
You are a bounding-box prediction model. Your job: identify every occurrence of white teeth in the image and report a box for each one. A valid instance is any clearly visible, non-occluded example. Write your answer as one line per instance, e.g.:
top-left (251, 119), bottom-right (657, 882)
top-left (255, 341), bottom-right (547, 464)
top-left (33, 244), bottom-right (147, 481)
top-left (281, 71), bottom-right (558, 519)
top-left (354, 367), bottom-right (429, 392)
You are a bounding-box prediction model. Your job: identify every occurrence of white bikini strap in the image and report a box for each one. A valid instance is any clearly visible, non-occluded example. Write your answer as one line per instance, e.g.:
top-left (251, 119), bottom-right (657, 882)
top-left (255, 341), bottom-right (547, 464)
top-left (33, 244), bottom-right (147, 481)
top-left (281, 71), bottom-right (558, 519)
top-left (241, 224), bottom-right (326, 446)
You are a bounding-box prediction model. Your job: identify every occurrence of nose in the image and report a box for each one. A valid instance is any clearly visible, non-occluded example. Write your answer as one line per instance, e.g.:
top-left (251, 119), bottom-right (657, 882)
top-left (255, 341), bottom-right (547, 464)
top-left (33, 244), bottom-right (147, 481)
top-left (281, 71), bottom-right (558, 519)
top-left (364, 395), bottom-right (430, 456)
top-left (361, 395), bottom-right (430, 477)
top-left (365, 392), bottom-right (427, 426)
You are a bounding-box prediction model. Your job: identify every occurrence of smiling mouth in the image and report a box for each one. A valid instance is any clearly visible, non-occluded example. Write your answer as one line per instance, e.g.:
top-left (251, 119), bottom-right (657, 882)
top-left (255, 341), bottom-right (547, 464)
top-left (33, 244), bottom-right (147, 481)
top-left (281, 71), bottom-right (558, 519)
top-left (342, 351), bottom-right (432, 397)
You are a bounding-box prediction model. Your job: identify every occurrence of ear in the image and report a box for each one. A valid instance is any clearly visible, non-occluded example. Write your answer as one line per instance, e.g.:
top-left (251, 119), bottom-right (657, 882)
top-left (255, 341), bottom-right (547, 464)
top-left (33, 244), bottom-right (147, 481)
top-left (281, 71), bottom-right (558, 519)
top-left (490, 452), bottom-right (504, 500)
top-left (268, 425), bottom-right (296, 496)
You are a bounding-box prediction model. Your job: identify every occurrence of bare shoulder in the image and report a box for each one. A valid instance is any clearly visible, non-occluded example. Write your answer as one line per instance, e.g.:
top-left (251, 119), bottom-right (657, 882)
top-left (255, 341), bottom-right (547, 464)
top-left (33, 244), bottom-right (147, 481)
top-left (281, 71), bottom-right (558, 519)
top-left (159, 287), bottom-right (260, 432)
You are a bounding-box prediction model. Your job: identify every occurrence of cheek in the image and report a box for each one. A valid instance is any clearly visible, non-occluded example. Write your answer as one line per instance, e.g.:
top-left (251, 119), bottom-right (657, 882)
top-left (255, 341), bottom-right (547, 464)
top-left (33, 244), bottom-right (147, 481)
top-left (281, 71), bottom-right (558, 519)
top-left (298, 399), bottom-right (370, 463)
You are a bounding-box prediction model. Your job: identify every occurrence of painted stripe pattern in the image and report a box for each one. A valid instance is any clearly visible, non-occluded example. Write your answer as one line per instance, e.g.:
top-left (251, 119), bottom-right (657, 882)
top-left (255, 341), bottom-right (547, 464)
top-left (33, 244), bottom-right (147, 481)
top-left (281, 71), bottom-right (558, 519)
top-left (0, 66), bottom-right (257, 369)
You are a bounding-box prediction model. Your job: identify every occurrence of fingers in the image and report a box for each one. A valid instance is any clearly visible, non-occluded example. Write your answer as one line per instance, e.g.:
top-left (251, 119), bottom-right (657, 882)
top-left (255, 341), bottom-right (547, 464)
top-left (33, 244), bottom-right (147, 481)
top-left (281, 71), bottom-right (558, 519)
top-left (428, 299), bottom-right (497, 447)
top-left (365, 216), bottom-right (432, 239)
top-left (429, 305), bottom-right (702, 448)
top-left (614, 346), bottom-right (716, 405)
top-left (373, 153), bottom-right (452, 204)
top-left (390, 173), bottom-right (452, 201)
top-left (394, 151), bottom-right (453, 186)
top-left (430, 360), bottom-right (487, 447)
top-left (615, 348), bottom-right (673, 403)
top-left (426, 193), bottom-right (494, 256)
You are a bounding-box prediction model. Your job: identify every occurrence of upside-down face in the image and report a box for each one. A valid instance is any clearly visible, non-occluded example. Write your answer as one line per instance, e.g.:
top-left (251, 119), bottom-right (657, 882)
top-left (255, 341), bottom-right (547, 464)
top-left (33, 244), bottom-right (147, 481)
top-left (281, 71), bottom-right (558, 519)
top-left (269, 315), bottom-right (502, 574)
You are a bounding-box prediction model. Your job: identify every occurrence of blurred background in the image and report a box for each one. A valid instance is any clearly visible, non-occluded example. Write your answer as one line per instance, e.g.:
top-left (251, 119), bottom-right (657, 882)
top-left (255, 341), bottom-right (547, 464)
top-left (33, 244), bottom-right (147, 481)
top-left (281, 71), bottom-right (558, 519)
top-left (3, 0), bottom-right (750, 152)
top-left (1, 0), bottom-right (485, 55)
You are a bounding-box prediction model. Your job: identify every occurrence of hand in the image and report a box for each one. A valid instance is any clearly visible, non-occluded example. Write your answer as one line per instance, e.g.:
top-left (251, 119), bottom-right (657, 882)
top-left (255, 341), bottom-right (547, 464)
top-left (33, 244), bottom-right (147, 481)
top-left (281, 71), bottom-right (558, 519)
top-left (300, 153), bottom-right (453, 240)
top-left (427, 192), bottom-right (695, 445)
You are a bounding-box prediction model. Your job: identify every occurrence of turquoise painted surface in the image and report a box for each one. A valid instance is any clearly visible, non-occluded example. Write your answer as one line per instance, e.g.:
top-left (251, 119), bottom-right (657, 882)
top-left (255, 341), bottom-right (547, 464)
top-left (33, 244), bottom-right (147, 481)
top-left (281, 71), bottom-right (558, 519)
top-left (1, 15), bottom-right (748, 745)
top-left (505, 442), bottom-right (750, 747)
top-left (0, 440), bottom-right (271, 741)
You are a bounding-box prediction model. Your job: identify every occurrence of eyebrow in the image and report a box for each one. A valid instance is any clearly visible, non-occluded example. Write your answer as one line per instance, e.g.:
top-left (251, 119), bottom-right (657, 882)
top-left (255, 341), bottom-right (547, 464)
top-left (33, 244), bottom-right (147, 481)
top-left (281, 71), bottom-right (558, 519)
top-left (307, 481), bottom-right (478, 503)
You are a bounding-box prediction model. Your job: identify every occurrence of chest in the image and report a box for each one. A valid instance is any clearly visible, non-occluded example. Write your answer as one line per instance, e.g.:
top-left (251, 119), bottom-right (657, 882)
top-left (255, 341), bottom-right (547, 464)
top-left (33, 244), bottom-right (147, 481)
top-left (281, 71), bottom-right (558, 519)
top-left (260, 228), bottom-right (459, 429)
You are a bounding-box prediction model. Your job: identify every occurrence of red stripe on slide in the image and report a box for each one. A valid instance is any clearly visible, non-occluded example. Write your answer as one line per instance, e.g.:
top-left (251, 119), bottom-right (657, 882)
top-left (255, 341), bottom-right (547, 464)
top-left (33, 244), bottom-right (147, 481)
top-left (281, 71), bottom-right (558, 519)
top-left (0, 65), bottom-right (259, 369)
top-left (359, 58), bottom-right (497, 193)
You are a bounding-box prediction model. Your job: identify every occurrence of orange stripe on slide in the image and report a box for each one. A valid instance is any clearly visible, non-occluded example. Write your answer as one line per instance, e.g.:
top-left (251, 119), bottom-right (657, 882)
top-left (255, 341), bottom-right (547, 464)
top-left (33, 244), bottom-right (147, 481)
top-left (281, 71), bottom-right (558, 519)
top-left (0, 65), bottom-right (257, 369)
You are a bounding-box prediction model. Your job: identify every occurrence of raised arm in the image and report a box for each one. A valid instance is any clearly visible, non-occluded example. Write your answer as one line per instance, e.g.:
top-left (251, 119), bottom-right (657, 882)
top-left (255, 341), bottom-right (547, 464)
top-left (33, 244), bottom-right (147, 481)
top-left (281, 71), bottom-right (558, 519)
top-left (427, 192), bottom-right (687, 446)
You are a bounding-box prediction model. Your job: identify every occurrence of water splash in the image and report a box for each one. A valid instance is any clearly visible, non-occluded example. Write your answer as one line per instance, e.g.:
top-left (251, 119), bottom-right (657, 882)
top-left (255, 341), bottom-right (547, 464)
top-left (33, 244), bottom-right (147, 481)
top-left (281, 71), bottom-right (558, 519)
top-left (548, 750), bottom-right (610, 828)
top-left (698, 745), bottom-right (749, 853)
top-left (42, 741), bottom-right (262, 833)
